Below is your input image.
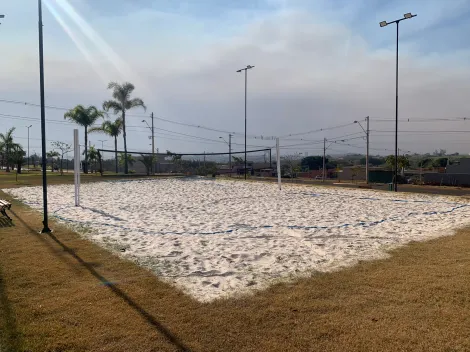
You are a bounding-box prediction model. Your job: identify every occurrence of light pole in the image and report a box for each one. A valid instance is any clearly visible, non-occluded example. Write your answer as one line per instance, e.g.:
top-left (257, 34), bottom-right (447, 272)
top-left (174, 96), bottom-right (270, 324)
top-left (236, 65), bottom-right (255, 179)
top-left (354, 117), bottom-right (369, 184)
top-left (26, 125), bottom-right (32, 172)
top-left (38, 0), bottom-right (51, 233)
top-left (98, 140), bottom-right (106, 150)
top-left (219, 134), bottom-right (232, 174)
top-left (142, 118), bottom-right (155, 174)
top-left (380, 12), bottom-right (416, 192)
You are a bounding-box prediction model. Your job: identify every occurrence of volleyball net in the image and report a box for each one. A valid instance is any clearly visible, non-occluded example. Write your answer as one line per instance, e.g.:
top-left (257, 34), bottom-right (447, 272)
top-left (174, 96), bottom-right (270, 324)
top-left (97, 148), bottom-right (273, 176)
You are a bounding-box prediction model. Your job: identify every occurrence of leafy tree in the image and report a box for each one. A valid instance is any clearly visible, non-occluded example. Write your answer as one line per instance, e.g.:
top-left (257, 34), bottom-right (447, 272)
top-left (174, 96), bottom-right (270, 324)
top-left (385, 155), bottom-right (410, 171)
top-left (51, 141), bottom-right (72, 175)
top-left (0, 127), bottom-right (20, 172)
top-left (232, 156), bottom-right (244, 164)
top-left (300, 156), bottom-right (324, 170)
top-left (281, 154), bottom-right (302, 178)
top-left (433, 149), bottom-right (447, 157)
top-left (103, 82), bottom-right (146, 174)
top-left (166, 151), bottom-right (183, 172)
top-left (432, 157), bottom-right (448, 168)
top-left (359, 156), bottom-right (385, 166)
top-left (89, 117), bottom-right (123, 173)
top-left (118, 153), bottom-right (135, 168)
top-left (351, 165), bottom-right (361, 182)
top-left (64, 105), bottom-right (104, 173)
top-left (418, 158), bottom-right (432, 168)
top-left (46, 150), bottom-right (60, 172)
top-left (29, 153), bottom-right (40, 169)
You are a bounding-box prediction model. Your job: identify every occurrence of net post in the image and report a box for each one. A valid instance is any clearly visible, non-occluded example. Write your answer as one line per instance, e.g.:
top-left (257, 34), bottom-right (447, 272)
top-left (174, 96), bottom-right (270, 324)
top-left (74, 129), bottom-right (80, 206)
top-left (276, 138), bottom-right (281, 190)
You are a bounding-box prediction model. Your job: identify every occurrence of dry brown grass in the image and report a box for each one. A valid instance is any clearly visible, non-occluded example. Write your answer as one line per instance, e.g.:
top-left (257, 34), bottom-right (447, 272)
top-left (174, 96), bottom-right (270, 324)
top-left (0, 172), bottom-right (157, 189)
top-left (1, 175), bottom-right (470, 351)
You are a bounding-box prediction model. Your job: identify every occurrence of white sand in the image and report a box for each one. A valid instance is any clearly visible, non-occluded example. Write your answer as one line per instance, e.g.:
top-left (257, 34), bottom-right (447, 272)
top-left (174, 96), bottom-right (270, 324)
top-left (4, 178), bottom-right (470, 301)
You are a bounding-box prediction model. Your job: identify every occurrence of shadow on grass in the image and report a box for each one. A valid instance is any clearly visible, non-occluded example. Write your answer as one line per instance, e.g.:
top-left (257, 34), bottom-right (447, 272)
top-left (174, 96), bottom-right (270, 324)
top-left (9, 209), bottom-right (193, 352)
top-left (0, 266), bottom-right (23, 352)
top-left (0, 218), bottom-right (14, 228)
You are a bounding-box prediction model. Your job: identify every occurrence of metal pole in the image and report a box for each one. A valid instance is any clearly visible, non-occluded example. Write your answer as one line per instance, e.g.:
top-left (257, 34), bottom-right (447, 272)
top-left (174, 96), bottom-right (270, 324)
top-left (229, 133), bottom-right (232, 176)
top-left (322, 138), bottom-right (326, 182)
top-left (151, 112), bottom-right (155, 174)
top-left (269, 148), bottom-right (272, 169)
top-left (276, 138), bottom-right (281, 190)
top-left (27, 126), bottom-right (31, 172)
top-left (394, 22), bottom-right (399, 192)
top-left (366, 116), bottom-right (369, 184)
top-left (38, 0), bottom-right (51, 233)
top-left (244, 69), bottom-right (247, 180)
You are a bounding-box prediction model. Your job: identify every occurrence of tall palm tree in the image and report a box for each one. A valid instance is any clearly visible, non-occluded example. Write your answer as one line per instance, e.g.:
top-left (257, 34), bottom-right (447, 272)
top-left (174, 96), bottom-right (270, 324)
top-left (64, 105), bottom-right (103, 174)
top-left (88, 118), bottom-right (123, 173)
top-left (0, 127), bottom-right (20, 172)
top-left (103, 82), bottom-right (146, 174)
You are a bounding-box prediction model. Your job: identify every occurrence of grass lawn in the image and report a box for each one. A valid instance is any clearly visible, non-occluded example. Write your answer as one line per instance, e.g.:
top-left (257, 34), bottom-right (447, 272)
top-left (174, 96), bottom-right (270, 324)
top-left (1, 172), bottom-right (470, 351)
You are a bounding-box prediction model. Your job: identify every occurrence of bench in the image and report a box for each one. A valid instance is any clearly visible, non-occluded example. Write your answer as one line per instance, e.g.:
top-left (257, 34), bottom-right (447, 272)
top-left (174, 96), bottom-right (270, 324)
top-left (0, 200), bottom-right (12, 221)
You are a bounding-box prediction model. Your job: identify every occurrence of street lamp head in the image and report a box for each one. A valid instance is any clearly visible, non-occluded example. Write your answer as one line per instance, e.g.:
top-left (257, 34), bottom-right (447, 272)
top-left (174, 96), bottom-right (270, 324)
top-left (247, 65), bottom-right (255, 70)
top-left (379, 21), bottom-right (387, 27)
top-left (0, 15), bottom-right (5, 18)
top-left (141, 120), bottom-right (145, 123)
top-left (236, 69), bottom-right (242, 73)
top-left (404, 13), bottom-right (413, 19)
top-left (354, 120), bottom-right (358, 123)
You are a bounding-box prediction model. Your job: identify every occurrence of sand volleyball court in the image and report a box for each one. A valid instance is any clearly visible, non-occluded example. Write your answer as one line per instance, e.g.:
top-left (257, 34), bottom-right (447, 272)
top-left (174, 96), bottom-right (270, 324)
top-left (5, 178), bottom-right (469, 301)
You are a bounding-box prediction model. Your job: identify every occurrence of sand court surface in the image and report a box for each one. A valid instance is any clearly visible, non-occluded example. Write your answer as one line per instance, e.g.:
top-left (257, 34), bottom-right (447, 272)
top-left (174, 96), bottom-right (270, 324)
top-left (5, 178), bottom-right (470, 301)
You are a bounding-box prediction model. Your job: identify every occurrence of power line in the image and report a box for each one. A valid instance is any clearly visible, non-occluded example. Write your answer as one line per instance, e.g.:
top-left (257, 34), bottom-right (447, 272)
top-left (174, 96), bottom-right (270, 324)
top-left (372, 117), bottom-right (469, 122)
top-left (278, 122), bottom-right (356, 138)
top-left (371, 130), bottom-right (470, 134)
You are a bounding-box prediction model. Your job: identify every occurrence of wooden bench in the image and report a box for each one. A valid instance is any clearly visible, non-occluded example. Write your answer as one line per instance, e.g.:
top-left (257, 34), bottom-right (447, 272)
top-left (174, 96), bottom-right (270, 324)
top-left (0, 200), bottom-right (12, 221)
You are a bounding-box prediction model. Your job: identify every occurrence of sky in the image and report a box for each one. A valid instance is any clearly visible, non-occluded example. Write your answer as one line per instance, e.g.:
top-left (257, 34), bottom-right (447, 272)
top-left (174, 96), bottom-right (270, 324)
top-left (1, 0), bottom-right (470, 158)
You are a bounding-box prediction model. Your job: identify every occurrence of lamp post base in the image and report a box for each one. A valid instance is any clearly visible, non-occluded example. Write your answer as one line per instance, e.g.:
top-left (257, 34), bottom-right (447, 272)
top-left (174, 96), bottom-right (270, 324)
top-left (40, 221), bottom-right (52, 234)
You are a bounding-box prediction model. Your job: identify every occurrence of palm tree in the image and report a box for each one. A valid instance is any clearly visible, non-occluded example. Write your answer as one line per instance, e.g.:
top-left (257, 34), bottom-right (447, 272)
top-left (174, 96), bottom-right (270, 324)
top-left (10, 145), bottom-right (25, 173)
top-left (0, 127), bottom-right (20, 172)
top-left (103, 82), bottom-right (146, 174)
top-left (89, 118), bottom-right (123, 173)
top-left (85, 146), bottom-right (101, 173)
top-left (64, 105), bottom-right (103, 174)
top-left (140, 154), bottom-right (156, 176)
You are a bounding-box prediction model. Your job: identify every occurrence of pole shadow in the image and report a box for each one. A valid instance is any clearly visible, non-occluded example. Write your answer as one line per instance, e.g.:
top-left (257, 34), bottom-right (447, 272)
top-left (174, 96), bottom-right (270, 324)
top-left (0, 218), bottom-right (14, 228)
top-left (8, 209), bottom-right (193, 352)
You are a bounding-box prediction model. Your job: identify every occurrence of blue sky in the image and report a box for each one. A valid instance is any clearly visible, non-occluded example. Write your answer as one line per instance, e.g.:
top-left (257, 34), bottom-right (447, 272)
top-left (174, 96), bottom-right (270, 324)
top-left (1, 0), bottom-right (470, 157)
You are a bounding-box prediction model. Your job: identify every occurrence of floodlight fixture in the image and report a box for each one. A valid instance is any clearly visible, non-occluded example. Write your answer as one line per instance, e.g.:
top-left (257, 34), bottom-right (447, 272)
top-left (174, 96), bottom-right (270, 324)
top-left (379, 21), bottom-right (387, 27)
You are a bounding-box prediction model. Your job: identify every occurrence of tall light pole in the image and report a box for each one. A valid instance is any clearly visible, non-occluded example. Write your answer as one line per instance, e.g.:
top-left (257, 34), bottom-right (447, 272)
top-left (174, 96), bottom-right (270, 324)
top-left (354, 117), bottom-right (369, 184)
top-left (219, 134), bottom-right (232, 175)
top-left (38, 0), bottom-right (51, 233)
top-left (380, 12), bottom-right (417, 192)
top-left (26, 125), bottom-right (32, 172)
top-left (142, 117), bottom-right (155, 174)
top-left (98, 140), bottom-right (106, 149)
top-left (236, 65), bottom-right (255, 179)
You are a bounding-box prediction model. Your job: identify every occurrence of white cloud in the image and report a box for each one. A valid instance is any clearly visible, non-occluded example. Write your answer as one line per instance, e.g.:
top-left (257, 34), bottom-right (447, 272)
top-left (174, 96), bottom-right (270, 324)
top-left (2, 8), bottom-right (470, 154)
